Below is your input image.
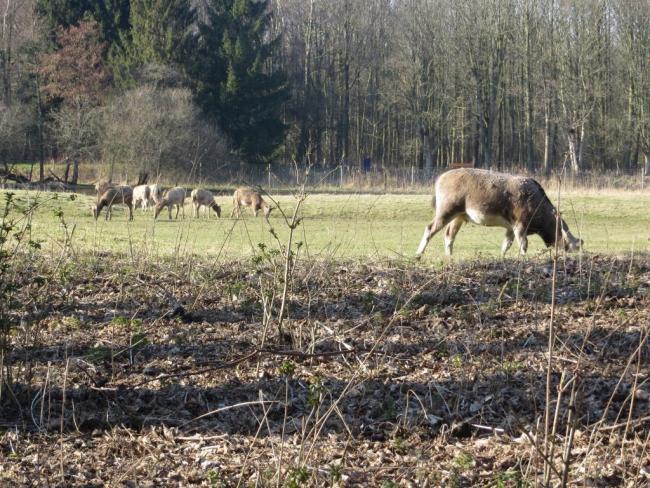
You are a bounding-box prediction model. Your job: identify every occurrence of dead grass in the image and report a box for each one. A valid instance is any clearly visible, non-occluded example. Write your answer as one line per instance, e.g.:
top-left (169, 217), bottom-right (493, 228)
top-left (1, 250), bottom-right (648, 486)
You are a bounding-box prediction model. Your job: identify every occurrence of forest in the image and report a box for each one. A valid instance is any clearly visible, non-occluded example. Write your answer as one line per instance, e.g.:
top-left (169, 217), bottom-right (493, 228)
top-left (0, 0), bottom-right (649, 183)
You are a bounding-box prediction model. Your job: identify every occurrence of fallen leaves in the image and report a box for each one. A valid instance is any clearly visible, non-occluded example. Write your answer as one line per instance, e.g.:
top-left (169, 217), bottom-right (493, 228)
top-left (0, 253), bottom-right (648, 486)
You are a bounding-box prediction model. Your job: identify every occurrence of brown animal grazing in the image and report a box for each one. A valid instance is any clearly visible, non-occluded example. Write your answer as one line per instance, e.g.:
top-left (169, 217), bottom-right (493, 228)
top-left (92, 186), bottom-right (134, 221)
top-left (415, 168), bottom-right (583, 257)
top-left (191, 188), bottom-right (221, 218)
top-left (231, 187), bottom-right (273, 218)
top-left (154, 187), bottom-right (187, 220)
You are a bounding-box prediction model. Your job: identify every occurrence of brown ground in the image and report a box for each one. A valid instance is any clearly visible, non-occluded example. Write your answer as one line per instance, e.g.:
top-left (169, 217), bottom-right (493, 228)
top-left (1, 253), bottom-right (649, 487)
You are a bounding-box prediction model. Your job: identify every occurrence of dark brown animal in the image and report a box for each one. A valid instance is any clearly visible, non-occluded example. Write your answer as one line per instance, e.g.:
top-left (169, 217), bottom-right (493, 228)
top-left (415, 168), bottom-right (583, 257)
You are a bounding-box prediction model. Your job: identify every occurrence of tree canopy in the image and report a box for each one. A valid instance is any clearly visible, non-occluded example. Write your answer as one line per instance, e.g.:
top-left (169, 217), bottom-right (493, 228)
top-left (2, 0), bottom-right (649, 175)
top-left (192, 0), bottom-right (288, 163)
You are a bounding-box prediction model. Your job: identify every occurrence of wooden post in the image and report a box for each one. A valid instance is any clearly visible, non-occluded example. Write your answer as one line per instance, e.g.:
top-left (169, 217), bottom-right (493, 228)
top-left (340, 164), bottom-right (343, 187)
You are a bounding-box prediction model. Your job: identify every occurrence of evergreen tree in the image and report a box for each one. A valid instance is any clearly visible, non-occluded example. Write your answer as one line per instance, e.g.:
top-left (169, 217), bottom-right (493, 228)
top-left (193, 0), bottom-right (288, 163)
top-left (36, 0), bottom-right (130, 49)
top-left (110, 0), bottom-right (196, 88)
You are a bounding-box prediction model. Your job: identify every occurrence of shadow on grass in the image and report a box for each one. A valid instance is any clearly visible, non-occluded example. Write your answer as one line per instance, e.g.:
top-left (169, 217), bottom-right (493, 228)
top-left (2, 322), bottom-right (647, 440)
top-left (2, 253), bottom-right (648, 441)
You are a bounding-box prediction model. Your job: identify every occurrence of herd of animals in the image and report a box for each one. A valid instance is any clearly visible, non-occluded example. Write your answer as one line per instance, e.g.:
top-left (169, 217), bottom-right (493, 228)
top-left (90, 168), bottom-right (584, 257)
top-left (91, 182), bottom-right (273, 222)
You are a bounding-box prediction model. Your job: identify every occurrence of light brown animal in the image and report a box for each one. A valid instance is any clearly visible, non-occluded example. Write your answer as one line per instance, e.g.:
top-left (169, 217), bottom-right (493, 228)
top-left (231, 187), bottom-right (273, 218)
top-left (191, 188), bottom-right (221, 218)
top-left (92, 186), bottom-right (134, 221)
top-left (415, 168), bottom-right (583, 257)
top-left (154, 187), bottom-right (187, 220)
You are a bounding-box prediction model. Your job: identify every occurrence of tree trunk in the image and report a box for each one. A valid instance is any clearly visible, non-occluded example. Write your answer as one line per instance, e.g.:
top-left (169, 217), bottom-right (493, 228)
top-left (136, 171), bottom-right (149, 186)
top-left (71, 159), bottom-right (79, 186)
top-left (420, 121), bottom-right (434, 175)
top-left (109, 157), bottom-right (115, 182)
top-left (525, 9), bottom-right (535, 172)
top-left (543, 101), bottom-right (551, 175)
top-left (35, 76), bottom-right (45, 182)
top-left (1, 0), bottom-right (14, 107)
top-left (63, 160), bottom-right (71, 184)
top-left (473, 108), bottom-right (480, 167)
top-left (296, 0), bottom-right (314, 165)
top-left (460, 105), bottom-right (465, 163)
top-left (482, 119), bottom-right (491, 168)
top-left (551, 119), bottom-right (558, 173)
top-left (342, 54), bottom-right (350, 163)
top-left (568, 127), bottom-right (579, 173)
top-left (577, 123), bottom-right (585, 170)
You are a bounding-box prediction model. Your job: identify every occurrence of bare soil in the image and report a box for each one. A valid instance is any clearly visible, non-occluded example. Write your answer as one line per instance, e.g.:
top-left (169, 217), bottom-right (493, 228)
top-left (1, 253), bottom-right (649, 487)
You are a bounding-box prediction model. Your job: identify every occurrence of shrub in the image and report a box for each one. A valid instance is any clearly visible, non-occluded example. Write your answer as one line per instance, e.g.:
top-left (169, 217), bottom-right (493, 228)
top-left (101, 81), bottom-right (230, 182)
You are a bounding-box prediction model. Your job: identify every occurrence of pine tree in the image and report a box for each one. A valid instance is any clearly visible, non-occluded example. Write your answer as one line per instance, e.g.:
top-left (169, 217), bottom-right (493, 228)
top-left (193, 0), bottom-right (288, 164)
top-left (36, 0), bottom-right (130, 49)
top-left (110, 0), bottom-right (196, 88)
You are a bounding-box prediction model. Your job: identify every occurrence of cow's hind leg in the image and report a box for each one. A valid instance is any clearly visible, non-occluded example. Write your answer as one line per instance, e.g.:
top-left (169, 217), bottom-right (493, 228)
top-left (415, 215), bottom-right (449, 258)
top-left (444, 217), bottom-right (465, 256)
top-left (501, 228), bottom-right (515, 255)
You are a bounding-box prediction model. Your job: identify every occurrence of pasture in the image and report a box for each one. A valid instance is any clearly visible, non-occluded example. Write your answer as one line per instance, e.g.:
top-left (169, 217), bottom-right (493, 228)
top-left (1, 188), bottom-right (649, 486)
top-left (4, 188), bottom-right (650, 259)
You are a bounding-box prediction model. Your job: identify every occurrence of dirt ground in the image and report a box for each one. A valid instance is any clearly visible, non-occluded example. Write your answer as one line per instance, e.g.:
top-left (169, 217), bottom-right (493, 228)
top-left (1, 252), bottom-right (649, 487)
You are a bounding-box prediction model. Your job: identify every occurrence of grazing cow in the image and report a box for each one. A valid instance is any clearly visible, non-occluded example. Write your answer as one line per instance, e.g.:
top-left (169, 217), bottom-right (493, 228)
top-left (415, 168), bottom-right (583, 257)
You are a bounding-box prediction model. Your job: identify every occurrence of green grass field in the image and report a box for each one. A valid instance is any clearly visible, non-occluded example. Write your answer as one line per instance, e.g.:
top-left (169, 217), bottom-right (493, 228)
top-left (3, 188), bottom-right (650, 261)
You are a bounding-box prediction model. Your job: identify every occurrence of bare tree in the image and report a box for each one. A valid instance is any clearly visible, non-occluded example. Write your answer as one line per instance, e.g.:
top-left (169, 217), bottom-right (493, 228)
top-left (0, 0), bottom-right (36, 107)
top-left (101, 83), bottom-right (229, 183)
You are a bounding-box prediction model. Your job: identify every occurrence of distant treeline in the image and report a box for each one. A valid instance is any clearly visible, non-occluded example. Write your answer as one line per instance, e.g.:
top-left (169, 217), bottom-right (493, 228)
top-left (0, 0), bottom-right (648, 182)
